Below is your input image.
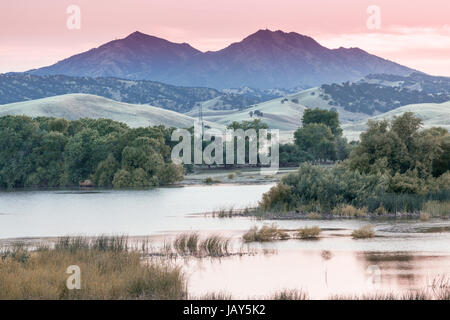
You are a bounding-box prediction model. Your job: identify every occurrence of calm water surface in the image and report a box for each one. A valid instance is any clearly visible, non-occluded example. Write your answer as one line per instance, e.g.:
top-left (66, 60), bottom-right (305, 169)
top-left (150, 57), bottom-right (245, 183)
top-left (1, 184), bottom-right (449, 298)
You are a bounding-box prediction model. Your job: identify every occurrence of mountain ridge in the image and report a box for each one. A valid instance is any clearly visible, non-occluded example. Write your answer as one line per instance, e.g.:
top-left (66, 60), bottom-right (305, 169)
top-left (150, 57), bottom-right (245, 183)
top-left (30, 29), bottom-right (416, 89)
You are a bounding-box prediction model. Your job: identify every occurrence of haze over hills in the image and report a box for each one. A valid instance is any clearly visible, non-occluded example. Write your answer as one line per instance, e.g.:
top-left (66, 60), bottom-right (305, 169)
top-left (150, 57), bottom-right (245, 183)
top-left (0, 94), bottom-right (221, 129)
top-left (30, 29), bottom-right (415, 89)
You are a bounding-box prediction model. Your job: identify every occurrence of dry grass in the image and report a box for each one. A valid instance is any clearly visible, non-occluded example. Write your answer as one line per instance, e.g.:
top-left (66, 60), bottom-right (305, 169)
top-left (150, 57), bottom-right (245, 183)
top-left (306, 212), bottom-right (322, 219)
top-left (420, 212), bottom-right (430, 221)
top-left (0, 237), bottom-right (185, 300)
top-left (423, 201), bottom-right (450, 218)
top-left (173, 233), bottom-right (230, 257)
top-left (203, 177), bottom-right (221, 184)
top-left (227, 173), bottom-right (236, 180)
top-left (242, 224), bottom-right (290, 242)
top-left (296, 226), bottom-right (321, 239)
top-left (351, 226), bottom-right (376, 239)
top-left (270, 289), bottom-right (309, 300)
top-left (332, 204), bottom-right (367, 217)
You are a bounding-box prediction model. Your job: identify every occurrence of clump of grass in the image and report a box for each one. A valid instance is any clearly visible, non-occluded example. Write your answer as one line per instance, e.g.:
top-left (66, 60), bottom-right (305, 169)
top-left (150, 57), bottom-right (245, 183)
top-left (242, 224), bottom-right (290, 242)
top-left (270, 289), bottom-right (309, 300)
top-left (332, 204), bottom-right (367, 217)
top-left (174, 233), bottom-right (199, 256)
top-left (373, 204), bottom-right (387, 215)
top-left (422, 201), bottom-right (450, 219)
top-left (0, 243), bottom-right (30, 264)
top-left (420, 212), bottom-right (430, 221)
top-left (194, 291), bottom-right (233, 300)
top-left (203, 177), bottom-right (221, 184)
top-left (351, 226), bottom-right (375, 239)
top-left (235, 170), bottom-right (242, 176)
top-left (0, 236), bottom-right (185, 300)
top-left (227, 173), bottom-right (236, 180)
top-left (199, 235), bottom-right (230, 257)
top-left (215, 206), bottom-right (234, 218)
top-left (173, 233), bottom-right (230, 257)
top-left (306, 212), bottom-right (322, 219)
top-left (296, 226), bottom-right (321, 239)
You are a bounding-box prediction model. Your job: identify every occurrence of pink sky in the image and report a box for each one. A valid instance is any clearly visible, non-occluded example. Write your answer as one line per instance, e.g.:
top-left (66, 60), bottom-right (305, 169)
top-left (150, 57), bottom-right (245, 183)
top-left (1, 0), bottom-right (450, 76)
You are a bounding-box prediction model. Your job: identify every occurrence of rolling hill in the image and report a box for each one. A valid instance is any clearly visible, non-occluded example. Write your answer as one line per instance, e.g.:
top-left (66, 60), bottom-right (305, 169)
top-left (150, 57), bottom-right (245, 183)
top-left (30, 29), bottom-right (415, 89)
top-left (0, 94), bottom-right (221, 129)
top-left (342, 101), bottom-right (450, 140)
top-left (320, 73), bottom-right (450, 114)
top-left (0, 73), bottom-right (279, 113)
top-left (187, 87), bottom-right (369, 131)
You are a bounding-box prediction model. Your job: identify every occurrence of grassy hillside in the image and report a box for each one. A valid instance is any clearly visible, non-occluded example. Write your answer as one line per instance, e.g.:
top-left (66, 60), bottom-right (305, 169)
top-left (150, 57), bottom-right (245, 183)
top-left (342, 101), bottom-right (450, 141)
top-left (0, 93), bottom-right (221, 129)
top-left (188, 87), bottom-right (369, 131)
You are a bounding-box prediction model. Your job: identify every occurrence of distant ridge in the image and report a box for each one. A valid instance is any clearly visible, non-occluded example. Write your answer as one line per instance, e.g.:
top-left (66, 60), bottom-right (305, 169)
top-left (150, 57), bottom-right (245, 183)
top-left (30, 29), bottom-right (416, 89)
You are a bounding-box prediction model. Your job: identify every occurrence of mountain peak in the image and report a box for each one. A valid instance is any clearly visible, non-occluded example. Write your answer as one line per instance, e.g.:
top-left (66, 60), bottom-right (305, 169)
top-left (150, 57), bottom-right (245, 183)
top-left (30, 29), bottom-right (416, 89)
top-left (126, 31), bottom-right (147, 39)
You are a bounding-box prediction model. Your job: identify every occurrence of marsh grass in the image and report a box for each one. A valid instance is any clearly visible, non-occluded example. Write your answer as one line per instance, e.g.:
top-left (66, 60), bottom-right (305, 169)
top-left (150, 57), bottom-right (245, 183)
top-left (242, 224), bottom-right (290, 242)
top-left (0, 236), bottom-right (185, 300)
top-left (306, 212), bottom-right (322, 219)
top-left (193, 291), bottom-right (233, 300)
top-left (204, 177), bottom-right (221, 184)
top-left (173, 233), bottom-right (230, 257)
top-left (332, 204), bottom-right (367, 217)
top-left (423, 201), bottom-right (450, 218)
top-left (420, 212), bottom-right (430, 221)
top-left (227, 173), bottom-right (236, 180)
top-left (351, 226), bottom-right (375, 239)
top-left (270, 289), bottom-right (309, 300)
top-left (296, 226), bottom-right (321, 239)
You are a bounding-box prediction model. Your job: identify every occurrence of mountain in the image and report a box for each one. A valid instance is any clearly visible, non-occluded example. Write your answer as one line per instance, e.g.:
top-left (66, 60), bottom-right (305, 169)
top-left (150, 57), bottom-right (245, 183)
top-left (30, 29), bottom-right (415, 89)
top-left (0, 73), bottom-right (280, 112)
top-left (342, 101), bottom-right (450, 140)
top-left (0, 93), bottom-right (221, 129)
top-left (320, 73), bottom-right (450, 114)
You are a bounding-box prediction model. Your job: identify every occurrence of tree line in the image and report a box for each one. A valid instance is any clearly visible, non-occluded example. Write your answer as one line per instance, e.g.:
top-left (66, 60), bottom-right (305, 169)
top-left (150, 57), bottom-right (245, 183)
top-left (0, 116), bottom-right (184, 189)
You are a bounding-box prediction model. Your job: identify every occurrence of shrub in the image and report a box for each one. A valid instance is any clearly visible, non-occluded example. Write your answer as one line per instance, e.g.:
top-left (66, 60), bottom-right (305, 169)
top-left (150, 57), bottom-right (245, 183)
top-left (296, 226), bottom-right (321, 239)
top-left (204, 177), bottom-right (220, 184)
top-left (227, 173), bottom-right (236, 179)
top-left (242, 224), bottom-right (289, 242)
top-left (351, 226), bottom-right (375, 239)
top-left (259, 183), bottom-right (292, 211)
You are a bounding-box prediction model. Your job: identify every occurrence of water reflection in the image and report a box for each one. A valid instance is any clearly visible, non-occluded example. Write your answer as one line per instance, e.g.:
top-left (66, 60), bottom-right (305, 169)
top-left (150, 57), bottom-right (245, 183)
top-left (183, 249), bottom-right (450, 299)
